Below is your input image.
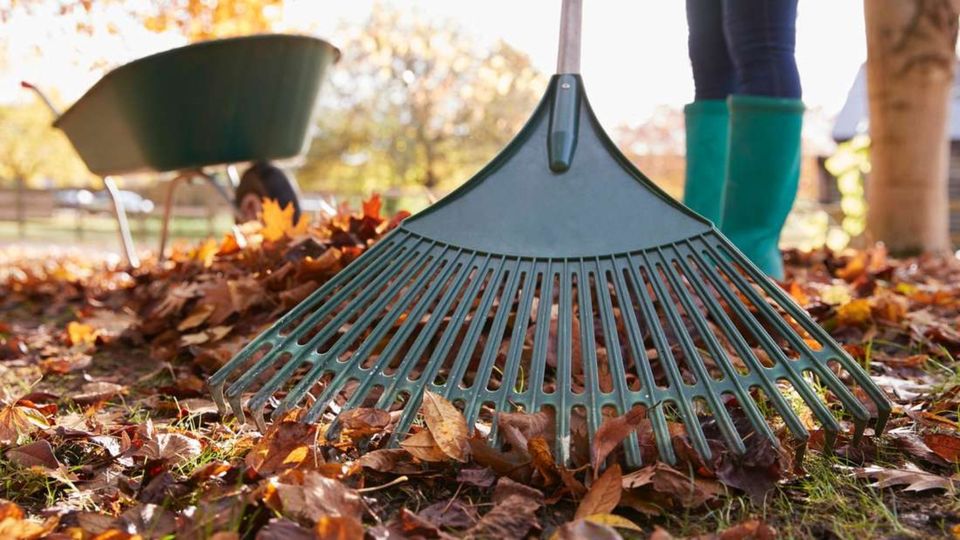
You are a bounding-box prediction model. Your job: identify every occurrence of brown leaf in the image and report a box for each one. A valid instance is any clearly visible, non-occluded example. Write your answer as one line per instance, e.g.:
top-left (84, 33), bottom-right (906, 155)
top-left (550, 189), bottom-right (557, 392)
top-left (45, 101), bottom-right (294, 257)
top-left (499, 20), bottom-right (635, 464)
top-left (339, 408), bottom-right (391, 438)
top-left (256, 519), bottom-right (315, 540)
top-left (552, 519), bottom-right (623, 540)
top-left (315, 515), bottom-right (365, 540)
top-left (176, 303), bottom-right (215, 331)
top-left (135, 431), bottom-right (202, 466)
top-left (421, 391), bottom-right (469, 462)
top-left (591, 405), bottom-right (645, 471)
top-left (357, 448), bottom-right (421, 475)
top-left (492, 476), bottom-right (545, 506)
top-left (276, 471), bottom-right (364, 522)
top-left (73, 382), bottom-right (126, 404)
top-left (622, 462), bottom-right (723, 510)
top-left (718, 519), bottom-right (778, 540)
top-left (400, 429), bottom-right (449, 462)
top-left (575, 464), bottom-right (622, 519)
top-left (246, 421), bottom-right (317, 476)
top-left (6, 440), bottom-right (60, 469)
top-left (464, 494), bottom-right (541, 539)
top-left (856, 464), bottom-right (956, 492)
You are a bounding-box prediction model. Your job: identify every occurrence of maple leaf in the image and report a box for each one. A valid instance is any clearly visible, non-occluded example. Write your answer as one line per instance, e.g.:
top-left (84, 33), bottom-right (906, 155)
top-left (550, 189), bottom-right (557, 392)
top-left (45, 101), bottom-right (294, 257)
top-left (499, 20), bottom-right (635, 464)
top-left (261, 199), bottom-right (307, 242)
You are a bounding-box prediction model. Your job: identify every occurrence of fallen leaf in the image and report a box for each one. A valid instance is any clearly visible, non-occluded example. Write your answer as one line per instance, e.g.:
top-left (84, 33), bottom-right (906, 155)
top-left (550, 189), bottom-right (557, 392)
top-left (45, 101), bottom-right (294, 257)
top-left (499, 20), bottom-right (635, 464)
top-left (0, 402), bottom-right (50, 445)
top-left (464, 494), bottom-right (541, 539)
top-left (246, 421), bottom-right (317, 476)
top-left (718, 519), bottom-right (778, 540)
top-left (923, 432), bottom-right (960, 463)
top-left (73, 382), bottom-right (126, 404)
top-left (591, 405), bottom-right (645, 471)
top-left (66, 321), bottom-right (98, 347)
top-left (276, 471), bottom-right (364, 522)
top-left (400, 429), bottom-right (448, 462)
top-left (177, 303), bottom-right (215, 331)
top-left (551, 519), bottom-right (622, 540)
top-left (575, 464), bottom-right (622, 519)
top-left (6, 440), bottom-right (60, 469)
top-left (856, 464), bottom-right (956, 492)
top-left (420, 391), bottom-right (469, 462)
top-left (315, 515), bottom-right (365, 540)
top-left (621, 462), bottom-right (723, 510)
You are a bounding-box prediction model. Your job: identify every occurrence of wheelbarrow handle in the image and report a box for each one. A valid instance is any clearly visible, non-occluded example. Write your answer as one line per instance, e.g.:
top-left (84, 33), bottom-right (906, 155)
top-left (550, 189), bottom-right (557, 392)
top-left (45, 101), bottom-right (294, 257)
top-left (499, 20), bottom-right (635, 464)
top-left (556, 0), bottom-right (582, 74)
top-left (20, 81), bottom-right (61, 117)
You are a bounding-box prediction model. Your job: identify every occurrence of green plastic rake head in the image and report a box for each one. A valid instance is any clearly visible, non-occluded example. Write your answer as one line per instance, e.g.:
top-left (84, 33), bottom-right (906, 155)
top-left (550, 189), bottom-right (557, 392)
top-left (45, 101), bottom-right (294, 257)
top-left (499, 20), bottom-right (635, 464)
top-left (209, 1), bottom-right (890, 468)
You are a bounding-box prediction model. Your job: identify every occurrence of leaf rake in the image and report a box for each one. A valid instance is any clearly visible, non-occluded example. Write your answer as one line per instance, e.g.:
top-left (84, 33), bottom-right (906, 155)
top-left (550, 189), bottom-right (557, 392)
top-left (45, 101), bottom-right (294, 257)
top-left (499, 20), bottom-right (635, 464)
top-left (209, 0), bottom-right (890, 467)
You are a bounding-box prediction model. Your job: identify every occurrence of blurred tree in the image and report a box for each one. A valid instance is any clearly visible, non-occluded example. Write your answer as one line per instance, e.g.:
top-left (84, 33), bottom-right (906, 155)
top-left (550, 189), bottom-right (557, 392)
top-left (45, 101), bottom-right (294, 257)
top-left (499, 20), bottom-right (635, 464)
top-left (0, 101), bottom-right (91, 188)
top-left (864, 0), bottom-right (959, 254)
top-left (299, 6), bottom-right (547, 194)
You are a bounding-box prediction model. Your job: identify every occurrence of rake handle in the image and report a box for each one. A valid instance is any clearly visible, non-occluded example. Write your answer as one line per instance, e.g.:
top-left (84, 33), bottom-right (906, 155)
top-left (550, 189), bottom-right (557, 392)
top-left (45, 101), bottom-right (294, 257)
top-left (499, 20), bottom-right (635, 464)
top-left (556, 0), bottom-right (582, 74)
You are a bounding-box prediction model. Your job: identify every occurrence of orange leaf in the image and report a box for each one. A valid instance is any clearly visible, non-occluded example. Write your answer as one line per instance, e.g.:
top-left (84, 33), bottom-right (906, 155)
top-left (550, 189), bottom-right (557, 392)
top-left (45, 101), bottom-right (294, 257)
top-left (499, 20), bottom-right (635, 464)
top-left (575, 464), bottom-right (622, 519)
top-left (362, 194), bottom-right (382, 220)
top-left (400, 429), bottom-right (448, 462)
top-left (66, 321), bottom-right (98, 347)
top-left (315, 515), bottom-right (364, 540)
top-left (924, 433), bottom-right (960, 463)
top-left (261, 199), bottom-right (297, 242)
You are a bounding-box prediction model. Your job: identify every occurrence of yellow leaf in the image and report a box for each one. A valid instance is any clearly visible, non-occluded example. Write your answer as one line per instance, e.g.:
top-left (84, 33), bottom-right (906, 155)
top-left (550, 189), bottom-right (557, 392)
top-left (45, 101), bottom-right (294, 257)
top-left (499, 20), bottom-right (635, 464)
top-left (66, 321), bottom-right (98, 347)
top-left (0, 403), bottom-right (50, 445)
top-left (261, 199), bottom-right (298, 242)
top-left (583, 513), bottom-right (643, 532)
top-left (193, 238), bottom-right (218, 267)
top-left (837, 298), bottom-right (872, 327)
top-left (420, 391), bottom-right (469, 462)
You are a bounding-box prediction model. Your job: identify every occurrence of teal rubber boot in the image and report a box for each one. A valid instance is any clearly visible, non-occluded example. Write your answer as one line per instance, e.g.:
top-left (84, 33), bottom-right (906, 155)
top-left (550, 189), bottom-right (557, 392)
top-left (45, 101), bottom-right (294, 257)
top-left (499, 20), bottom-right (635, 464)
top-left (682, 100), bottom-right (729, 224)
top-left (721, 95), bottom-right (804, 280)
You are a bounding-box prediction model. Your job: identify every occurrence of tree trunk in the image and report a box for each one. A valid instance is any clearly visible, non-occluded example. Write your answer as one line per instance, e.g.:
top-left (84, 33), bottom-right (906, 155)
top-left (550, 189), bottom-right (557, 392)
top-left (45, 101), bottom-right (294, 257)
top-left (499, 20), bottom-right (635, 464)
top-left (864, 0), bottom-right (959, 254)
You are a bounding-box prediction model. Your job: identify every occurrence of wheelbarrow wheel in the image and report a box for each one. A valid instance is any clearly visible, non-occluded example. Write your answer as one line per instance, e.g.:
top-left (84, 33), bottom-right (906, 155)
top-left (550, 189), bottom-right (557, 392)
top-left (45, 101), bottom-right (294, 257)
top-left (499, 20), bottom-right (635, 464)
top-left (235, 161), bottom-right (301, 223)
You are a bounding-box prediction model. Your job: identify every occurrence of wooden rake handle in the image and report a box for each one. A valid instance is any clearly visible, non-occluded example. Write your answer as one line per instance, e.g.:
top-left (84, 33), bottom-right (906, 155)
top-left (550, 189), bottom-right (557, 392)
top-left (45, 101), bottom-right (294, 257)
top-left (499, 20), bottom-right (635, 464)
top-left (557, 0), bottom-right (582, 74)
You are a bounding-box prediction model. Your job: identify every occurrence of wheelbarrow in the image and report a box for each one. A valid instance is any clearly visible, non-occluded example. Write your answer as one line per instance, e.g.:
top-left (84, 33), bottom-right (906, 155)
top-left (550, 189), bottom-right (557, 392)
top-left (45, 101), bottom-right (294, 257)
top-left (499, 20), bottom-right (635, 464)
top-left (23, 33), bottom-right (340, 267)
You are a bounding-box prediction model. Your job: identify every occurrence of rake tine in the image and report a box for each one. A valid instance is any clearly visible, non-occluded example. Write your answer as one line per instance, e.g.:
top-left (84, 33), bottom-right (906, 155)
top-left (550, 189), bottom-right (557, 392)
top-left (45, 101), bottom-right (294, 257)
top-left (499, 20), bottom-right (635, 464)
top-left (705, 243), bottom-right (874, 435)
top-left (220, 237), bottom-right (417, 417)
top-left (269, 244), bottom-right (441, 421)
top-left (305, 245), bottom-right (456, 426)
top-left (672, 242), bottom-right (780, 446)
top-left (316, 248), bottom-right (463, 430)
top-left (375, 254), bottom-right (478, 407)
top-left (463, 259), bottom-right (525, 430)
top-left (643, 250), bottom-right (743, 456)
top-left (487, 261), bottom-right (538, 445)
top-left (441, 259), bottom-right (511, 399)
top-left (685, 244), bottom-right (813, 457)
top-left (385, 257), bottom-right (494, 447)
top-left (655, 248), bottom-right (747, 455)
top-left (595, 259), bottom-right (643, 468)
top-left (525, 264), bottom-right (554, 413)
top-left (555, 263), bottom-right (574, 465)
top-left (700, 241), bottom-right (843, 453)
top-left (576, 261), bottom-right (605, 449)
top-left (612, 258), bottom-right (675, 464)
top-left (207, 232), bottom-right (406, 413)
top-left (630, 252), bottom-right (713, 461)
top-left (714, 239), bottom-right (892, 435)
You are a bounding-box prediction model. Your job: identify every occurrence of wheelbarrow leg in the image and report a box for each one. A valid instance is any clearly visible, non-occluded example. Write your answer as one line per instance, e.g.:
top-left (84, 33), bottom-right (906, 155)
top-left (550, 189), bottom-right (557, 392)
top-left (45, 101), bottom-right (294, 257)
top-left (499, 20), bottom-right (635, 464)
top-left (158, 172), bottom-right (194, 261)
top-left (103, 176), bottom-right (140, 268)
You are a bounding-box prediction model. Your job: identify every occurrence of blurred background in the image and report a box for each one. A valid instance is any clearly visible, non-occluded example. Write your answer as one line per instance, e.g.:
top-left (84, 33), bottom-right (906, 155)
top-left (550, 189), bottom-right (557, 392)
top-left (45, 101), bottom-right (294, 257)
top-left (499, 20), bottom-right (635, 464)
top-left (0, 1), bottom-right (927, 254)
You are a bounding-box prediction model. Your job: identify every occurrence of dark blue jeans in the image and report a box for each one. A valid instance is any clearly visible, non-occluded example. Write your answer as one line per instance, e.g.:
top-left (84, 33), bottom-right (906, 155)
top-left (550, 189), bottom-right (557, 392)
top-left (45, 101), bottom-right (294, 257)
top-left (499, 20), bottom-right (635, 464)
top-left (686, 0), bottom-right (801, 100)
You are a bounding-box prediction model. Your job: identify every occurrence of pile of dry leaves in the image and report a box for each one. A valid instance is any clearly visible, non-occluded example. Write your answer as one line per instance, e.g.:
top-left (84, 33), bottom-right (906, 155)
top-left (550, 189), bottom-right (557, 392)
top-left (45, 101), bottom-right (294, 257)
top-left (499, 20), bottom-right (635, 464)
top-left (1, 200), bottom-right (960, 538)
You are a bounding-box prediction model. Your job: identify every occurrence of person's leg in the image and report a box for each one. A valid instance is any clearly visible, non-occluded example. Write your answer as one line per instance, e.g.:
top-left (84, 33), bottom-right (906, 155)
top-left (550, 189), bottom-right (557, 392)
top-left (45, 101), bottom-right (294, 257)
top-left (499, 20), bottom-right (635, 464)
top-left (719, 0), bottom-right (803, 279)
top-left (682, 0), bottom-right (734, 224)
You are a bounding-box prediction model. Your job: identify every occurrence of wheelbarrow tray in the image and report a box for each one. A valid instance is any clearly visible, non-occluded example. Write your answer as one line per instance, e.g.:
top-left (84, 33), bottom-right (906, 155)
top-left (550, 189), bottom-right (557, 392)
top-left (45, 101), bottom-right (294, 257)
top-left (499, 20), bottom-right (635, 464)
top-left (55, 34), bottom-right (339, 176)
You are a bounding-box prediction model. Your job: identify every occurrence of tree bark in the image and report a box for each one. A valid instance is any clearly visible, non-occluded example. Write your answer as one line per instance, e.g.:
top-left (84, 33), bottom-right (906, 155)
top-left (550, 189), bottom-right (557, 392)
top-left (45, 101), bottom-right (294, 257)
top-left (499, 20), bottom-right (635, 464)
top-left (864, 0), bottom-right (959, 254)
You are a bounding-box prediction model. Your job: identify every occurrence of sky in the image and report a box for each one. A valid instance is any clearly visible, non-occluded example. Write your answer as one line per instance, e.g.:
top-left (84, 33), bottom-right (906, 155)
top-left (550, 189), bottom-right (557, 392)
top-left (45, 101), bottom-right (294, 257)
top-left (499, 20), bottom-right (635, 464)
top-left (1, 1), bottom-right (867, 132)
